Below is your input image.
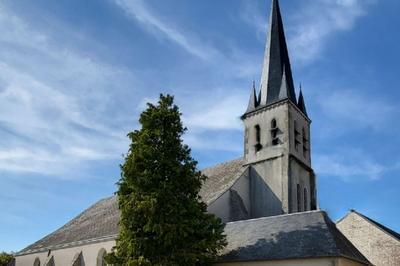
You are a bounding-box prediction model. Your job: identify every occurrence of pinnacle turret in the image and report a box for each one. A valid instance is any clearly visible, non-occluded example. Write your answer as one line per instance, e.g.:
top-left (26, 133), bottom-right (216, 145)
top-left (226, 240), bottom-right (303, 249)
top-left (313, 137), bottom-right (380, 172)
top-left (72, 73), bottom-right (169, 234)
top-left (297, 88), bottom-right (307, 116)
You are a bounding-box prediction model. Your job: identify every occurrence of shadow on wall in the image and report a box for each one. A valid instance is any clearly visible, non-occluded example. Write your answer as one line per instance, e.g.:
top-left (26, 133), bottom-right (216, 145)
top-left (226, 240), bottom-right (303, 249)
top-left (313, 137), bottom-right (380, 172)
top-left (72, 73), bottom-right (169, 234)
top-left (250, 168), bottom-right (283, 218)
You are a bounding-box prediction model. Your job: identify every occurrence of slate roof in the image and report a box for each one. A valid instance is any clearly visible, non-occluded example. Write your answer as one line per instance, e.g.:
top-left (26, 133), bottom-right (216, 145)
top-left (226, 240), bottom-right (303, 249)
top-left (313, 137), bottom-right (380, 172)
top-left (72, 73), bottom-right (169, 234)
top-left (220, 211), bottom-right (371, 264)
top-left (18, 158), bottom-right (247, 255)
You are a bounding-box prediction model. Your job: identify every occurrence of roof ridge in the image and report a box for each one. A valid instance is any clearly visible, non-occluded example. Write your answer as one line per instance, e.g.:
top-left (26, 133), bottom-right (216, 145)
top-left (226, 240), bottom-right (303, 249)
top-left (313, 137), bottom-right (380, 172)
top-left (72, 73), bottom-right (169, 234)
top-left (225, 210), bottom-right (324, 225)
top-left (322, 212), bottom-right (371, 265)
top-left (201, 157), bottom-right (244, 171)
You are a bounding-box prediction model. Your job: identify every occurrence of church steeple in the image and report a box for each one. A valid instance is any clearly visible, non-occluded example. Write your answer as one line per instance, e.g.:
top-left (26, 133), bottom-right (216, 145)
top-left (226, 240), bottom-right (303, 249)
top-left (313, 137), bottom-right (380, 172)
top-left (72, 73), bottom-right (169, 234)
top-left (259, 0), bottom-right (296, 106)
top-left (241, 0), bottom-right (316, 217)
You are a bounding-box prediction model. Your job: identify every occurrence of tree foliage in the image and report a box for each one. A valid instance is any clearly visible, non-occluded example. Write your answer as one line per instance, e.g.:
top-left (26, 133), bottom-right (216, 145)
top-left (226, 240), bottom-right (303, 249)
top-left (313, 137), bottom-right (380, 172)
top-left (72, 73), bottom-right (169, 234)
top-left (0, 252), bottom-right (13, 266)
top-left (106, 95), bottom-right (226, 265)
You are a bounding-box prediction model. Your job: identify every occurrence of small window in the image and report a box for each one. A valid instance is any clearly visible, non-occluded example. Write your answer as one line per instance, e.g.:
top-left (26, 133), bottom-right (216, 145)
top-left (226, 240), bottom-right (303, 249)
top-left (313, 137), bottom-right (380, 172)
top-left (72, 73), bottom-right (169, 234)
top-left (294, 121), bottom-right (300, 151)
top-left (97, 248), bottom-right (107, 266)
top-left (255, 125), bottom-right (262, 152)
top-left (45, 256), bottom-right (55, 266)
top-left (302, 127), bottom-right (308, 157)
top-left (297, 184), bottom-right (301, 212)
top-left (304, 188), bottom-right (308, 211)
top-left (72, 252), bottom-right (84, 266)
top-left (271, 119), bottom-right (277, 129)
top-left (271, 119), bottom-right (279, 146)
top-left (34, 258), bottom-right (41, 266)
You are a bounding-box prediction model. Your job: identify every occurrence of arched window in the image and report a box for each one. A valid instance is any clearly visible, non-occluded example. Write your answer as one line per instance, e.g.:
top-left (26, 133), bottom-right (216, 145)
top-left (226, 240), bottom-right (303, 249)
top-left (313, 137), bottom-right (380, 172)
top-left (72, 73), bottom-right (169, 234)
top-left (271, 119), bottom-right (279, 146)
top-left (304, 188), bottom-right (308, 211)
top-left (72, 251), bottom-right (84, 266)
top-left (255, 125), bottom-right (262, 152)
top-left (297, 184), bottom-right (301, 212)
top-left (45, 256), bottom-right (55, 266)
top-left (271, 119), bottom-right (277, 129)
top-left (34, 258), bottom-right (41, 266)
top-left (294, 121), bottom-right (300, 151)
top-left (97, 248), bottom-right (107, 266)
top-left (302, 127), bottom-right (308, 157)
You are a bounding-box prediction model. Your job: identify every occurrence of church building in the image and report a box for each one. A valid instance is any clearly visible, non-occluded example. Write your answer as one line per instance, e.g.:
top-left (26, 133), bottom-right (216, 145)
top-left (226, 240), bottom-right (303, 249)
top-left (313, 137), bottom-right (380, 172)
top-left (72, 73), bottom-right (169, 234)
top-left (14, 0), bottom-right (398, 265)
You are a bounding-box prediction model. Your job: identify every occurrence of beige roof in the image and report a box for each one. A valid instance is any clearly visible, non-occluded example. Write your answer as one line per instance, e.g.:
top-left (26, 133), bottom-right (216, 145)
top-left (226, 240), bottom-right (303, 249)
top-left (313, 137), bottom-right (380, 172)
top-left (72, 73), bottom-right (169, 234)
top-left (200, 157), bottom-right (247, 204)
top-left (18, 157), bottom-right (247, 255)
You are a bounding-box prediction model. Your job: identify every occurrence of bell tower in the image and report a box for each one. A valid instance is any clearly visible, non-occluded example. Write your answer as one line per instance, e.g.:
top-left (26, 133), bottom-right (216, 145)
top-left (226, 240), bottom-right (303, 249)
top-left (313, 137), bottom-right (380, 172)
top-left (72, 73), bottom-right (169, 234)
top-left (242, 0), bottom-right (317, 218)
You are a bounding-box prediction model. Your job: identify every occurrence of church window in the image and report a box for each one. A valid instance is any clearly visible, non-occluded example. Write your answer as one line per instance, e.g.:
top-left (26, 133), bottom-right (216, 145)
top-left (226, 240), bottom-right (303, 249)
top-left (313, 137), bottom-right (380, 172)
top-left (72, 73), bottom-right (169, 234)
top-left (97, 248), bottom-right (107, 266)
top-left (304, 187), bottom-right (308, 211)
top-left (34, 258), bottom-right (40, 266)
top-left (302, 127), bottom-right (308, 157)
top-left (45, 256), bottom-right (55, 266)
top-left (255, 125), bottom-right (262, 152)
top-left (271, 119), bottom-right (277, 129)
top-left (294, 121), bottom-right (300, 151)
top-left (297, 184), bottom-right (301, 212)
top-left (271, 119), bottom-right (279, 146)
top-left (72, 251), bottom-right (84, 266)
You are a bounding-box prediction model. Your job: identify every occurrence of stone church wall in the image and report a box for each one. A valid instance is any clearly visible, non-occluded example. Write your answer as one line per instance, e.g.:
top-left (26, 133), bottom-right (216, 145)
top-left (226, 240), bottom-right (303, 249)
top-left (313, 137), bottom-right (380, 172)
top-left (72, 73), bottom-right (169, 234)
top-left (207, 169), bottom-right (250, 223)
top-left (15, 240), bottom-right (115, 266)
top-left (337, 212), bottom-right (400, 266)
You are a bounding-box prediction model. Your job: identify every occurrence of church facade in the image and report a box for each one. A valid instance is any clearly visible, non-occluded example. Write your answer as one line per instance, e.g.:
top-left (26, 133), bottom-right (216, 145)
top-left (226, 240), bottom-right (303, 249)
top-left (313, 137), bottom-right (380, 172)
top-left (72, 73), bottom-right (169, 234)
top-left (14, 1), bottom-right (397, 265)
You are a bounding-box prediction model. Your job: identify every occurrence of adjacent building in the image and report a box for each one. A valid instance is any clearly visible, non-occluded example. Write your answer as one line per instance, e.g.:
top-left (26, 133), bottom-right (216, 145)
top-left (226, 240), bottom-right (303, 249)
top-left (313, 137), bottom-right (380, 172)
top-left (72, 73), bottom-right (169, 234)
top-left (337, 210), bottom-right (400, 266)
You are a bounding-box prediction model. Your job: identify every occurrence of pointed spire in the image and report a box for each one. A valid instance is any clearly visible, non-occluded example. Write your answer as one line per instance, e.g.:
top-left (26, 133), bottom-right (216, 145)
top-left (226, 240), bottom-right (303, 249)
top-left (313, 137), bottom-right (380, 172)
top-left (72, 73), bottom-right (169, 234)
top-left (260, 0), bottom-right (296, 106)
top-left (297, 88), bottom-right (308, 116)
top-left (245, 81), bottom-right (259, 113)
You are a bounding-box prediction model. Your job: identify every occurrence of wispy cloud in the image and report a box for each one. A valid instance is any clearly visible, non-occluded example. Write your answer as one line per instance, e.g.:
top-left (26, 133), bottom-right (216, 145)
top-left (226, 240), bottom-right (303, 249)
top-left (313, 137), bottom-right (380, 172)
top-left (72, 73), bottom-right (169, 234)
top-left (288, 0), bottom-right (377, 63)
top-left (112, 0), bottom-right (219, 61)
top-left (0, 4), bottom-right (135, 176)
top-left (182, 93), bottom-right (246, 132)
top-left (316, 89), bottom-right (398, 133)
top-left (240, 0), bottom-right (377, 64)
top-left (314, 148), bottom-right (390, 181)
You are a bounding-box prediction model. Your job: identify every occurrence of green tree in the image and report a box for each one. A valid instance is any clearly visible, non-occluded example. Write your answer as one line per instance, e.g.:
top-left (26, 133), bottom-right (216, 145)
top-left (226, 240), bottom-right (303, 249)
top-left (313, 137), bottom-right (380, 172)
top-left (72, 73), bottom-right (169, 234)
top-left (106, 95), bottom-right (226, 266)
top-left (0, 252), bottom-right (13, 266)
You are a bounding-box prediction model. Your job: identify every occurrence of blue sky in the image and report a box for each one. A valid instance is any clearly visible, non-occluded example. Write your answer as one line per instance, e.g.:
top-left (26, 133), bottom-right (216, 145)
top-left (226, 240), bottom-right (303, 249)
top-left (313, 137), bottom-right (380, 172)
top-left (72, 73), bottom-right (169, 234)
top-left (0, 0), bottom-right (399, 252)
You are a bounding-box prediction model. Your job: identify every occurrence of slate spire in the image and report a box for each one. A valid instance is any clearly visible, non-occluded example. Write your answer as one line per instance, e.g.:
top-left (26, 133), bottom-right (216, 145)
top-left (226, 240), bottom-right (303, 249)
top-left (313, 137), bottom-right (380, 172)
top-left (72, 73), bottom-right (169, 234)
top-left (259, 0), bottom-right (296, 106)
top-left (297, 88), bottom-right (308, 116)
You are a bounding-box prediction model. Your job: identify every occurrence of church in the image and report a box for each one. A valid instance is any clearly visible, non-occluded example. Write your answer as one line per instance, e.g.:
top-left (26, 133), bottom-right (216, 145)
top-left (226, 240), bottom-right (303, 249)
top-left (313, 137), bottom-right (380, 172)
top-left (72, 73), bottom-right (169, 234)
top-left (14, 0), bottom-right (400, 265)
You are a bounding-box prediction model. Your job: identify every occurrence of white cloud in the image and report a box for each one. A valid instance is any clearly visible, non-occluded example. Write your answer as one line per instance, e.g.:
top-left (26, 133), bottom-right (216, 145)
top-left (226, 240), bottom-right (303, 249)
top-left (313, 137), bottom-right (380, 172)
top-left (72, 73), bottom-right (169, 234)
top-left (288, 0), bottom-right (377, 63)
top-left (112, 0), bottom-right (219, 61)
top-left (314, 148), bottom-right (388, 181)
top-left (240, 0), bottom-right (377, 64)
top-left (0, 4), bottom-right (134, 177)
top-left (182, 93), bottom-right (246, 131)
top-left (317, 89), bottom-right (397, 131)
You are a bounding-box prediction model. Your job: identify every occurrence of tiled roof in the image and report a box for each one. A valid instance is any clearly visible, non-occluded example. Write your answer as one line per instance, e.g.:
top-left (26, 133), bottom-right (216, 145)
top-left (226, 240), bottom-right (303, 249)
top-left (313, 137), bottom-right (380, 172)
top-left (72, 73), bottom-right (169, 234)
top-left (19, 196), bottom-right (119, 255)
top-left (221, 211), bottom-right (371, 264)
top-left (348, 210), bottom-right (400, 242)
top-left (200, 157), bottom-right (247, 205)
